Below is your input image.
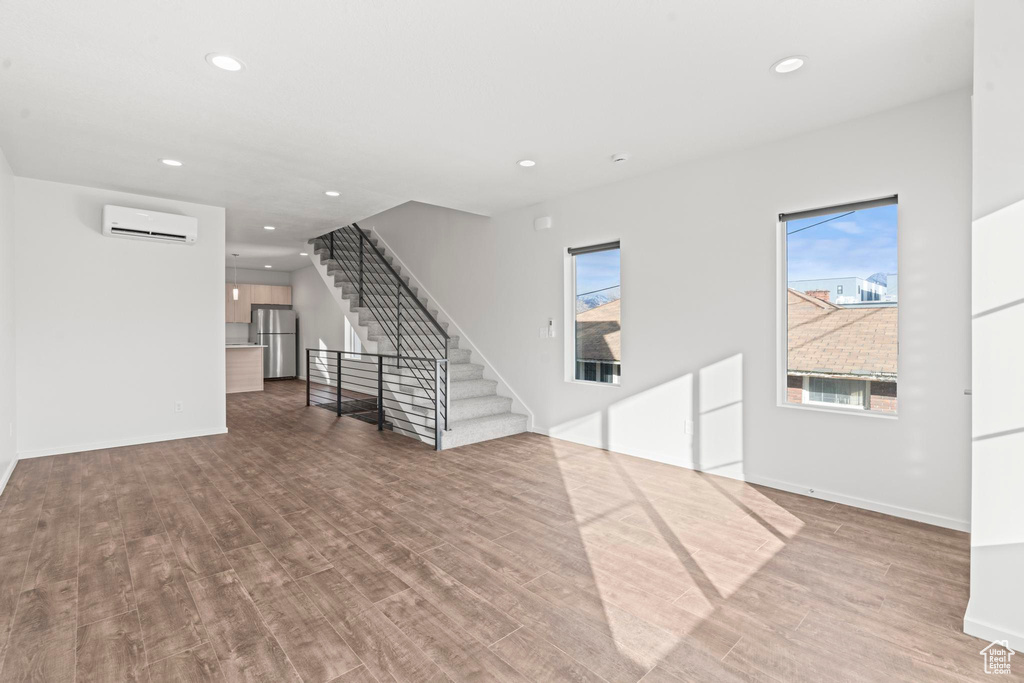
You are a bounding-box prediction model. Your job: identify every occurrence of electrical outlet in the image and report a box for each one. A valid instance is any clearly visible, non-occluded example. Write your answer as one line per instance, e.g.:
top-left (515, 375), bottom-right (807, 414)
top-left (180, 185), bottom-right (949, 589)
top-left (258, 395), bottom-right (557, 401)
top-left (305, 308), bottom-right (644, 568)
top-left (547, 317), bottom-right (556, 338)
top-left (174, 401), bottom-right (183, 413)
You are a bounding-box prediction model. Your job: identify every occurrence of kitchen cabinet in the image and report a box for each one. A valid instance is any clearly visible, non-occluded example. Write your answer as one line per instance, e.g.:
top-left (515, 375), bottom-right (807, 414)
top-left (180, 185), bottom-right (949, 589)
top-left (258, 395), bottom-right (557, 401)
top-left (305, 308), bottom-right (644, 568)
top-left (271, 285), bottom-right (292, 305)
top-left (252, 284), bottom-right (274, 304)
top-left (226, 284), bottom-right (290, 320)
top-left (225, 284), bottom-right (253, 323)
top-left (226, 346), bottom-right (264, 393)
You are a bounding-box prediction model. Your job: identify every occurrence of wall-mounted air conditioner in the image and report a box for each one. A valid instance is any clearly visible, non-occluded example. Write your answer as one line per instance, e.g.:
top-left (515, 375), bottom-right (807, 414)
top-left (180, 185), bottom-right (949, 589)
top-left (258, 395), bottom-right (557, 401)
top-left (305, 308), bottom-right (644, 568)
top-left (102, 205), bottom-right (198, 244)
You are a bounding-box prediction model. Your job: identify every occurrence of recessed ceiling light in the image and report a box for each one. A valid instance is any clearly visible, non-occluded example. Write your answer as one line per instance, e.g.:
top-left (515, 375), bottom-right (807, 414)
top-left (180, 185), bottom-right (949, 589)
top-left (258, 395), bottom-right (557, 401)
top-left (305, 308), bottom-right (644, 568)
top-left (264, 265), bottom-right (272, 268)
top-left (160, 158), bottom-right (183, 167)
top-left (299, 252), bottom-right (308, 256)
top-left (205, 53), bottom-right (245, 72)
top-left (324, 191), bottom-right (340, 197)
top-left (517, 159), bottom-right (536, 168)
top-left (263, 225), bottom-right (275, 230)
top-left (771, 56), bottom-right (806, 74)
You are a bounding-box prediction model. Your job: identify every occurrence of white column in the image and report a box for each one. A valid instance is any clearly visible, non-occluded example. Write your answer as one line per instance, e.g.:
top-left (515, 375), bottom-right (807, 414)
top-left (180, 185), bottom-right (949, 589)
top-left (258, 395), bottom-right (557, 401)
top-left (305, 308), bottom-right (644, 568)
top-left (965, 0), bottom-right (1024, 651)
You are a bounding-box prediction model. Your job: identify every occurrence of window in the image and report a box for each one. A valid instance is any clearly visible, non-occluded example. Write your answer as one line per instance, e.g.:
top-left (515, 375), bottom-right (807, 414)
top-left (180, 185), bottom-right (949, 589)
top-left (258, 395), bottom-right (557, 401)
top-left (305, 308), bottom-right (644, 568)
top-left (806, 377), bottom-right (866, 408)
top-left (569, 242), bottom-right (620, 384)
top-left (782, 196), bottom-right (898, 414)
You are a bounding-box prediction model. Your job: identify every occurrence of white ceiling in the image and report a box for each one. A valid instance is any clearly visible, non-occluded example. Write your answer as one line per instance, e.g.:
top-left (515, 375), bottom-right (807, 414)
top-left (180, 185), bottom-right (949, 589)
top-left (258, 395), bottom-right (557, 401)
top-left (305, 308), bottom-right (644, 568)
top-left (0, 0), bottom-right (973, 271)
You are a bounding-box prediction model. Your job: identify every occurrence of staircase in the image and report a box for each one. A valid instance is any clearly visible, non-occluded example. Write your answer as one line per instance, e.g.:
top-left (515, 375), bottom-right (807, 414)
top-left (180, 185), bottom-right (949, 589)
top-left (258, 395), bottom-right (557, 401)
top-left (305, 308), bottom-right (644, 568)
top-left (310, 225), bottom-right (528, 449)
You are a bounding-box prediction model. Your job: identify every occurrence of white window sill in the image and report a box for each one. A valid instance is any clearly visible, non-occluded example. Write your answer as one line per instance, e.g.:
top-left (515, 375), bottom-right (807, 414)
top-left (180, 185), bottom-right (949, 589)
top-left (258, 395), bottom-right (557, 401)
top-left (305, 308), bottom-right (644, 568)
top-left (777, 401), bottom-right (898, 420)
top-left (565, 378), bottom-right (622, 388)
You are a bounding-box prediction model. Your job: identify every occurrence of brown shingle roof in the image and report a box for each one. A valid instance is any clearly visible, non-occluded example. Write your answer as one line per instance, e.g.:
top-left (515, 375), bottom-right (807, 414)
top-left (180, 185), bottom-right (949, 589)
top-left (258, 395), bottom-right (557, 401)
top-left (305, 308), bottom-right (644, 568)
top-left (576, 299), bottom-right (620, 362)
top-left (788, 289), bottom-right (897, 380)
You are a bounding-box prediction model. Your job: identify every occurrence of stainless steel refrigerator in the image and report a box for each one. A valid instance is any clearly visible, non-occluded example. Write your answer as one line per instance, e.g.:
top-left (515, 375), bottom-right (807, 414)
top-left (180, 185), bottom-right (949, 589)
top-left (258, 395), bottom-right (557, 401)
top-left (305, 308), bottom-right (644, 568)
top-left (250, 309), bottom-right (297, 379)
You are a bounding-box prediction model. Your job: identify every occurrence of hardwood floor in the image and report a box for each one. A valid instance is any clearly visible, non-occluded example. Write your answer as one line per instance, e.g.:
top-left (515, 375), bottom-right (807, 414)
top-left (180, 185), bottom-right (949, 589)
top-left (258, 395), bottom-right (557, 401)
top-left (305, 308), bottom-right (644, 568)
top-left (0, 380), bottom-right (998, 681)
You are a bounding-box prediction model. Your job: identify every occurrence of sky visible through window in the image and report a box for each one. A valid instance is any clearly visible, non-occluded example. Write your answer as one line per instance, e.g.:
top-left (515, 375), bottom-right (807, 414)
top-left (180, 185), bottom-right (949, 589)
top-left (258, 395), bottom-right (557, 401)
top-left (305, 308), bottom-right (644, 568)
top-left (787, 204), bottom-right (897, 284)
top-left (575, 249), bottom-right (620, 312)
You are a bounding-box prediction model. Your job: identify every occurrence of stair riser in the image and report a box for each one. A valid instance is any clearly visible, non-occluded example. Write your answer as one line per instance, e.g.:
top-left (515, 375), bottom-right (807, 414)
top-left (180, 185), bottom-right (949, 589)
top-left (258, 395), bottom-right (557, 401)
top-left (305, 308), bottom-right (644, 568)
top-left (441, 414), bottom-right (529, 450)
top-left (372, 336), bottom-right (459, 352)
top-left (450, 363), bottom-right (484, 381)
top-left (450, 397), bottom-right (512, 421)
top-left (449, 348), bottom-right (471, 363)
top-left (451, 380), bottom-right (497, 400)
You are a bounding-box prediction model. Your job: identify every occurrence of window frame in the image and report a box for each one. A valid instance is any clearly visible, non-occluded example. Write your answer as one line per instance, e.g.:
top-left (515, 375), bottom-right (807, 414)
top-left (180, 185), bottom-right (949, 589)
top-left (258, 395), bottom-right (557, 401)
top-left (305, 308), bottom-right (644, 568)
top-left (565, 241), bottom-right (622, 387)
top-left (776, 196), bottom-right (899, 419)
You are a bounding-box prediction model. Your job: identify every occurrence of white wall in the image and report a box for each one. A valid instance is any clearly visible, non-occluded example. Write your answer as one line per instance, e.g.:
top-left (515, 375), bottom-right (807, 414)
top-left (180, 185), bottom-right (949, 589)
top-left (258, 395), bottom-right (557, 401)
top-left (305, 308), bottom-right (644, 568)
top-left (965, 0), bottom-right (1024, 651)
top-left (226, 267), bottom-right (291, 286)
top-left (14, 178), bottom-right (226, 457)
top-left (0, 147), bottom-right (15, 491)
top-left (366, 90), bottom-right (972, 530)
top-left (290, 264), bottom-right (360, 378)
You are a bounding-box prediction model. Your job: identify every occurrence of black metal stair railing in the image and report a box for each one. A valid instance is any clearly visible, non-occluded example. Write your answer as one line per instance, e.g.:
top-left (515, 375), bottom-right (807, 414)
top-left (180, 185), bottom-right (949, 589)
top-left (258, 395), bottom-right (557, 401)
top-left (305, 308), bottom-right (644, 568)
top-left (312, 224), bottom-right (449, 440)
top-left (306, 349), bottom-right (447, 449)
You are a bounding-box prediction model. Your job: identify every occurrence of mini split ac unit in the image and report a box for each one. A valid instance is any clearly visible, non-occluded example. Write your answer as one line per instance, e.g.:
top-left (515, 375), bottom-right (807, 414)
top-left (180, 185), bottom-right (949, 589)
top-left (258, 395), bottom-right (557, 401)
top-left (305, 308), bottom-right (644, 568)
top-left (102, 205), bottom-right (198, 244)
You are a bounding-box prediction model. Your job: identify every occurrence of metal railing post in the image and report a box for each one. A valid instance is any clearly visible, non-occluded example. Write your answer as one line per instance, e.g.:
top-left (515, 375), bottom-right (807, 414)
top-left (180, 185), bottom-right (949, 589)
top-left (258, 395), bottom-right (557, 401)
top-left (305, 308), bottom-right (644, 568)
top-left (444, 347), bottom-right (449, 431)
top-left (377, 356), bottom-right (384, 431)
top-left (434, 359), bottom-right (443, 451)
top-left (329, 231), bottom-right (335, 263)
top-left (335, 350), bottom-right (342, 417)
top-left (305, 349), bottom-right (310, 406)
top-left (395, 286), bottom-right (402, 370)
top-left (358, 230), bottom-right (365, 308)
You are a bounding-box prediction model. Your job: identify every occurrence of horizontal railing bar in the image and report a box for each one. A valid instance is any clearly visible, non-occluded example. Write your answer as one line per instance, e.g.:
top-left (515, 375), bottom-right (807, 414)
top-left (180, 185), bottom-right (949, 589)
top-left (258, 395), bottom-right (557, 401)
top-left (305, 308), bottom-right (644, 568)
top-left (387, 414), bottom-right (436, 428)
top-left (379, 396), bottom-right (435, 411)
top-left (308, 349), bottom-right (447, 363)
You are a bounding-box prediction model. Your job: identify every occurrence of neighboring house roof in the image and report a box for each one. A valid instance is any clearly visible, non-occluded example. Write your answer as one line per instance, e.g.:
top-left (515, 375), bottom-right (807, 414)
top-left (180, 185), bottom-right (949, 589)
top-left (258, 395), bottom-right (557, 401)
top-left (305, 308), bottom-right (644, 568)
top-left (576, 299), bottom-right (620, 362)
top-left (788, 289), bottom-right (897, 380)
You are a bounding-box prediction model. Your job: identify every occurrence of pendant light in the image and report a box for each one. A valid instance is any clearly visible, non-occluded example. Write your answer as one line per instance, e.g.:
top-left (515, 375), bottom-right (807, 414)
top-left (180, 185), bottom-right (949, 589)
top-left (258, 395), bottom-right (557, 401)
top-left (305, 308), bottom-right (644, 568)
top-left (231, 253), bottom-right (240, 300)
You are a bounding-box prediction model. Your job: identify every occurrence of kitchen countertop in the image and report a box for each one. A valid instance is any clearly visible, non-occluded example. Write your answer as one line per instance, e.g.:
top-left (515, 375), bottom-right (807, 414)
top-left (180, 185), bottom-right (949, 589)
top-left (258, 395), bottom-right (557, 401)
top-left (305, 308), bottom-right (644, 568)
top-left (226, 344), bottom-right (267, 348)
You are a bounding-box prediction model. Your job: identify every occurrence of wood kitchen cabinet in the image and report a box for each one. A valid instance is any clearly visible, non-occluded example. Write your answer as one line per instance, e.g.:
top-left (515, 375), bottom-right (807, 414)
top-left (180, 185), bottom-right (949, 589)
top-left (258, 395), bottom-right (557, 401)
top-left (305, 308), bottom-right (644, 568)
top-left (271, 285), bottom-right (292, 305)
top-left (226, 283), bottom-right (290, 320)
top-left (225, 283), bottom-right (253, 322)
top-left (251, 284), bottom-right (274, 304)
top-left (250, 284), bottom-right (291, 305)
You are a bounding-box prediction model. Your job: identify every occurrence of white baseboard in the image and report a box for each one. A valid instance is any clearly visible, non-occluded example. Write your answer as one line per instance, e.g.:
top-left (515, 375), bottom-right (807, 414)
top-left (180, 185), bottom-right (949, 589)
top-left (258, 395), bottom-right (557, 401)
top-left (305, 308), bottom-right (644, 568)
top-left (742, 473), bottom-right (970, 532)
top-left (0, 457), bottom-right (17, 499)
top-left (16, 426), bottom-right (228, 460)
top-left (530, 428), bottom-right (969, 532)
top-left (964, 599), bottom-right (1024, 651)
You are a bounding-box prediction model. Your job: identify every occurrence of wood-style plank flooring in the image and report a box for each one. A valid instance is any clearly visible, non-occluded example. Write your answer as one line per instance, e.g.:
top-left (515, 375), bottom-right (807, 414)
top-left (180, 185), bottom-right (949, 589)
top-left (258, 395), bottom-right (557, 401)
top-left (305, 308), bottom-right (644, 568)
top-left (0, 380), bottom-right (1000, 681)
